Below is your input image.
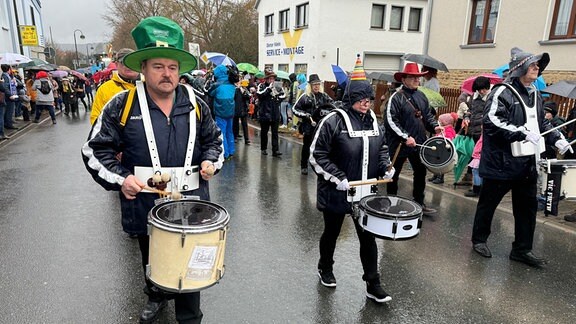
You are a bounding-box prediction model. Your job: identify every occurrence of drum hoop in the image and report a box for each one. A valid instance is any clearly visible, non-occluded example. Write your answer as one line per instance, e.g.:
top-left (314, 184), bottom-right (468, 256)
top-left (149, 200), bottom-right (229, 234)
top-left (358, 195), bottom-right (423, 219)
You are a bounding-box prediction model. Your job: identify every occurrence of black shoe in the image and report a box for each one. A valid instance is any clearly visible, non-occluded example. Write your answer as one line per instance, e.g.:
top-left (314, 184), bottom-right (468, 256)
top-left (0, 135), bottom-right (10, 140)
top-left (317, 270), bottom-right (337, 288)
top-left (139, 299), bottom-right (167, 323)
top-left (422, 205), bottom-right (437, 216)
top-left (261, 150), bottom-right (268, 155)
top-left (473, 243), bottom-right (492, 258)
top-left (428, 175), bottom-right (437, 182)
top-left (245, 140), bottom-right (251, 145)
top-left (366, 280), bottom-right (392, 303)
top-left (431, 177), bottom-right (444, 184)
top-left (564, 213), bottom-right (576, 222)
top-left (4, 126), bottom-right (19, 130)
top-left (465, 189), bottom-right (480, 197)
top-left (52, 120), bottom-right (57, 125)
top-left (509, 251), bottom-right (547, 267)
top-left (301, 168), bottom-right (308, 175)
top-left (32, 120), bottom-right (39, 123)
top-left (272, 151), bottom-right (283, 157)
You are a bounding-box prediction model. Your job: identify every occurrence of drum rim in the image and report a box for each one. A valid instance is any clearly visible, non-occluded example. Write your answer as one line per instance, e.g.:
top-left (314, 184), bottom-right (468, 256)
top-left (419, 137), bottom-right (456, 167)
top-left (149, 199), bottom-right (230, 234)
top-left (358, 194), bottom-right (423, 219)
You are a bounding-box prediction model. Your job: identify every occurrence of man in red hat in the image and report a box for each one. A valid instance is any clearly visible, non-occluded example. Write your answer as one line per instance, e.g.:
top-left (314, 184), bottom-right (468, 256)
top-left (384, 63), bottom-right (442, 216)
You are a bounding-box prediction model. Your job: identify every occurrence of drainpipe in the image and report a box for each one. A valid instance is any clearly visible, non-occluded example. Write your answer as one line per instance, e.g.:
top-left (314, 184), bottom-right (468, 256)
top-left (422, 0), bottom-right (434, 55)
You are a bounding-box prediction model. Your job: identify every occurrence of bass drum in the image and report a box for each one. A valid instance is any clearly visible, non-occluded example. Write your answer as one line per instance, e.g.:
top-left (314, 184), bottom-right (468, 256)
top-left (147, 198), bottom-right (229, 293)
top-left (419, 137), bottom-right (457, 175)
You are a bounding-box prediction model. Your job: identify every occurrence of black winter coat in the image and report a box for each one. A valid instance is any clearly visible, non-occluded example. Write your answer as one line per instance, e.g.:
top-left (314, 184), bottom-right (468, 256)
top-left (310, 106), bottom-right (391, 214)
top-left (257, 82), bottom-right (284, 122)
top-left (479, 79), bottom-right (561, 181)
top-left (234, 87), bottom-right (249, 118)
top-left (383, 86), bottom-right (438, 157)
top-left (82, 84), bottom-right (223, 234)
top-left (292, 91), bottom-right (334, 135)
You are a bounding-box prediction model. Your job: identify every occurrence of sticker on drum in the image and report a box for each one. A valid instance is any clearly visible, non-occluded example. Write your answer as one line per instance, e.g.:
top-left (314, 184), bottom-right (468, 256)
top-left (147, 200), bottom-right (229, 293)
top-left (357, 195), bottom-right (422, 240)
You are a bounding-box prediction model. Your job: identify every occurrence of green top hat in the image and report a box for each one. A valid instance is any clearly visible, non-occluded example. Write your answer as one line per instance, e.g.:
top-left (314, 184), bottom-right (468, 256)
top-left (122, 16), bottom-right (197, 73)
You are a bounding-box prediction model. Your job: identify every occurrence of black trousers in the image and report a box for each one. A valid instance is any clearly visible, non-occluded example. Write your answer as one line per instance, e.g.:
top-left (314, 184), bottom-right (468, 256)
top-left (260, 120), bottom-right (279, 152)
top-left (138, 236), bottom-right (203, 323)
top-left (301, 133), bottom-right (313, 169)
top-left (386, 149), bottom-right (428, 205)
top-left (233, 116), bottom-right (249, 142)
top-left (471, 178), bottom-right (538, 253)
top-left (318, 211), bottom-right (379, 281)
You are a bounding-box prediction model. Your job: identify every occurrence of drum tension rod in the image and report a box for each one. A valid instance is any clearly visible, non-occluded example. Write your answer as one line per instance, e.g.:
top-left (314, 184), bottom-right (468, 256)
top-left (181, 232), bottom-right (186, 248)
top-left (179, 277), bottom-right (183, 291)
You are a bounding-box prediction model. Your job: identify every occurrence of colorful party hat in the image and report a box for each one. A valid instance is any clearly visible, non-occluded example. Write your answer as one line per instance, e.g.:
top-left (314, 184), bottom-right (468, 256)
top-left (349, 54), bottom-right (366, 81)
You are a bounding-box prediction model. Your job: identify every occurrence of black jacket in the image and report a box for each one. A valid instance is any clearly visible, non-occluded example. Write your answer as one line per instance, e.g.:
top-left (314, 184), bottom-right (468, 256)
top-left (82, 83), bottom-right (223, 234)
top-left (292, 91), bottom-right (334, 135)
top-left (383, 86), bottom-right (439, 157)
top-left (310, 105), bottom-right (391, 214)
top-left (257, 82), bottom-right (285, 122)
top-left (479, 79), bottom-right (561, 181)
top-left (234, 87), bottom-right (249, 118)
top-left (465, 93), bottom-right (485, 140)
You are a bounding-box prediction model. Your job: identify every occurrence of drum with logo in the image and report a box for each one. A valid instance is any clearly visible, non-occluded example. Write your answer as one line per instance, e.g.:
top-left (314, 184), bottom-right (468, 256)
top-left (356, 195), bottom-right (422, 240)
top-left (419, 137), bottom-right (457, 175)
top-left (147, 198), bottom-right (229, 293)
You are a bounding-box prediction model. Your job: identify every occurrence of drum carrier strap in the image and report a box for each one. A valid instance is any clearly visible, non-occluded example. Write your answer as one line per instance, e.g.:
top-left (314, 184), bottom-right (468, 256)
top-left (136, 81), bottom-right (200, 191)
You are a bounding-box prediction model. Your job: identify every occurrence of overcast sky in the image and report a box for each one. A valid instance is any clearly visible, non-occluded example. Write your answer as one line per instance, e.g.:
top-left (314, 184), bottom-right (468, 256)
top-left (41, 0), bottom-right (112, 45)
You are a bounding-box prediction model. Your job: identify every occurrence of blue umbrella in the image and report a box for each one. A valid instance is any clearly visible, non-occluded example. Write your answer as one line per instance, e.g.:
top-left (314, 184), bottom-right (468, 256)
top-left (492, 63), bottom-right (547, 96)
top-left (200, 52), bottom-right (236, 66)
top-left (331, 64), bottom-right (348, 86)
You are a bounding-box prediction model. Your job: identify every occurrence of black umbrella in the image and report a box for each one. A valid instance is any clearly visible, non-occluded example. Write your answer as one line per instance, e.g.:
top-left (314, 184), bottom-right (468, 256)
top-left (24, 64), bottom-right (57, 72)
top-left (402, 53), bottom-right (449, 72)
top-left (542, 80), bottom-right (576, 99)
top-left (367, 71), bottom-right (395, 82)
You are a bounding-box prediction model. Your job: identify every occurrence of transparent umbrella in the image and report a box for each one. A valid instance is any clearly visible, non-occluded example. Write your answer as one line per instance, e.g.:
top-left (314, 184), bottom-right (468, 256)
top-left (418, 86), bottom-right (447, 108)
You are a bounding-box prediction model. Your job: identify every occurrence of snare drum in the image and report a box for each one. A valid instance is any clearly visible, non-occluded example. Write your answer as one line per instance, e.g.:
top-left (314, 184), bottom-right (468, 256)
top-left (356, 195), bottom-right (422, 240)
top-left (541, 159), bottom-right (576, 200)
top-left (147, 198), bottom-right (229, 293)
top-left (419, 137), bottom-right (457, 175)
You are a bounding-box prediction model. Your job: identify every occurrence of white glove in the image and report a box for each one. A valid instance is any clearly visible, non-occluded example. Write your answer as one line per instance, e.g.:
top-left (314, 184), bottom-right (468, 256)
top-left (384, 167), bottom-right (395, 180)
top-left (336, 179), bottom-right (350, 191)
top-left (555, 139), bottom-right (574, 155)
top-left (523, 131), bottom-right (541, 145)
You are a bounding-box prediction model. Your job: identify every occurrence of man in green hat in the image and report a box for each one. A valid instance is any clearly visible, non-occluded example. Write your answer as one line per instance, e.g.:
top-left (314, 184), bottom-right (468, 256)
top-left (82, 16), bottom-right (223, 323)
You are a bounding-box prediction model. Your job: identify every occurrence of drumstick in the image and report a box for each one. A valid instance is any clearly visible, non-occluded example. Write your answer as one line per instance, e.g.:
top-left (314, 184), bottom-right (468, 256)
top-left (142, 186), bottom-right (171, 196)
top-left (388, 143), bottom-right (402, 171)
top-left (349, 179), bottom-right (393, 187)
top-left (416, 143), bottom-right (437, 150)
top-left (570, 138), bottom-right (576, 146)
top-left (539, 118), bottom-right (576, 137)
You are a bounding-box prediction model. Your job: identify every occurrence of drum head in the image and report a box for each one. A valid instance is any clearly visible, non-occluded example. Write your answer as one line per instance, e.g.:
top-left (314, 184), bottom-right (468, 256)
top-left (150, 200), bottom-right (229, 233)
top-left (359, 195), bottom-right (422, 219)
top-left (420, 138), bottom-right (454, 168)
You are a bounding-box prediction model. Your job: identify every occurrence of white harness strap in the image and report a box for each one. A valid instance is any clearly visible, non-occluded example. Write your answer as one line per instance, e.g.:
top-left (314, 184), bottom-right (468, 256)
top-left (136, 81), bottom-right (199, 191)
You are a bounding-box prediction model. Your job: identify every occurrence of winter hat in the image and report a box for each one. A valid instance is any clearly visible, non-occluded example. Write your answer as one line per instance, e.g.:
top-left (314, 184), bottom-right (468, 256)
top-left (508, 47), bottom-right (549, 78)
top-left (122, 16), bottom-right (197, 73)
top-left (394, 63), bottom-right (427, 82)
top-left (543, 101), bottom-right (558, 116)
top-left (343, 54), bottom-right (373, 105)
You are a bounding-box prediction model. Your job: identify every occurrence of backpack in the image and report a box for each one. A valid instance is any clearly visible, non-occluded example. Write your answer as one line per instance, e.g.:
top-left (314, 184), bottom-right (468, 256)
top-left (40, 80), bottom-right (51, 95)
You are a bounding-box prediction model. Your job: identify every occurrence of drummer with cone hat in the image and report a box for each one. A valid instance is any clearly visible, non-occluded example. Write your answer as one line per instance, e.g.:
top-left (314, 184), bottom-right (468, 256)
top-left (384, 62), bottom-right (442, 216)
top-left (82, 16), bottom-right (223, 323)
top-left (310, 54), bottom-right (395, 303)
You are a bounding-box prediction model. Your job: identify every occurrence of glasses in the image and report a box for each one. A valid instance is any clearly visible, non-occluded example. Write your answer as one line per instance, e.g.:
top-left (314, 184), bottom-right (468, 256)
top-left (528, 62), bottom-right (539, 69)
top-left (357, 98), bottom-right (371, 105)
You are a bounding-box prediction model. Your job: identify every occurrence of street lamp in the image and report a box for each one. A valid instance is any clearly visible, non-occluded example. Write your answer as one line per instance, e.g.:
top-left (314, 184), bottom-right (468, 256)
top-left (73, 29), bottom-right (85, 69)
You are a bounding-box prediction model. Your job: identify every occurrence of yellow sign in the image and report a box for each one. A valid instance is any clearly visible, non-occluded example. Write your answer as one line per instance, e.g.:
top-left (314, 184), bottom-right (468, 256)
top-left (19, 25), bottom-right (38, 46)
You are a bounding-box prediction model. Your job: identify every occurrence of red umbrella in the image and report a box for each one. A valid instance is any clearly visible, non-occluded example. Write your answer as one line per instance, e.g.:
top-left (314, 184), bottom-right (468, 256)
top-left (70, 70), bottom-right (87, 81)
top-left (460, 73), bottom-right (502, 95)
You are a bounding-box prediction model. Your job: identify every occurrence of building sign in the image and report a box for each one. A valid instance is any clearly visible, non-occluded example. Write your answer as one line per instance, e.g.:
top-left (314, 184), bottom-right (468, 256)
top-left (19, 25), bottom-right (38, 46)
top-left (265, 30), bottom-right (304, 61)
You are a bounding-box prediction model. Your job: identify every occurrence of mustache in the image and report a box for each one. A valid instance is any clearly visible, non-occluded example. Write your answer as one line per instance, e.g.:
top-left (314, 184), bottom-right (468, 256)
top-left (160, 78), bottom-right (173, 84)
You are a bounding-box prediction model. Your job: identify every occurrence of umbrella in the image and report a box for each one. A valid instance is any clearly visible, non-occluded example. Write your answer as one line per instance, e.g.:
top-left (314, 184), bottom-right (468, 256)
top-left (367, 71), bottom-right (395, 83)
top-left (331, 64), bottom-right (348, 86)
top-left (492, 63), bottom-right (547, 91)
top-left (542, 80), bottom-right (576, 99)
top-left (402, 53), bottom-right (448, 72)
top-left (25, 64), bottom-right (57, 72)
top-left (418, 86), bottom-right (447, 108)
top-left (460, 73), bottom-right (503, 95)
top-left (200, 52), bottom-right (236, 66)
top-left (237, 63), bottom-right (259, 75)
top-left (191, 69), bottom-right (206, 76)
top-left (58, 65), bottom-right (71, 71)
top-left (275, 70), bottom-right (290, 80)
top-left (254, 70), bottom-right (265, 79)
top-left (50, 70), bottom-right (68, 78)
top-left (70, 70), bottom-right (87, 81)
top-left (18, 58), bottom-right (49, 69)
top-left (452, 132), bottom-right (475, 185)
top-left (0, 52), bottom-right (32, 65)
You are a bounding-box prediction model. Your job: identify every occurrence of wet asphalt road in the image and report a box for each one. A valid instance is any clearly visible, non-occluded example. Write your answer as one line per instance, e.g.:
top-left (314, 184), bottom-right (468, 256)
top-left (0, 112), bottom-right (575, 324)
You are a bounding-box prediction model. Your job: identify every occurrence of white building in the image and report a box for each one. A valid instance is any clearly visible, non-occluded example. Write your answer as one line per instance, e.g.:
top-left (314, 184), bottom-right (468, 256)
top-left (255, 0), bottom-right (431, 81)
top-left (1, 0), bottom-right (46, 61)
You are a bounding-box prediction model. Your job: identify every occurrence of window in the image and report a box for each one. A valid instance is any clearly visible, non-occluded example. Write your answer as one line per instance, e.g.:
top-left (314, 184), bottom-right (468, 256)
top-left (408, 8), bottom-right (422, 31)
top-left (550, 0), bottom-right (576, 39)
top-left (468, 0), bottom-right (500, 44)
top-left (278, 64), bottom-right (289, 72)
top-left (390, 6), bottom-right (404, 30)
top-left (296, 3), bottom-right (309, 28)
top-left (295, 63), bottom-right (308, 75)
top-left (279, 9), bottom-right (290, 32)
top-left (371, 4), bottom-right (386, 29)
top-left (265, 14), bottom-right (274, 35)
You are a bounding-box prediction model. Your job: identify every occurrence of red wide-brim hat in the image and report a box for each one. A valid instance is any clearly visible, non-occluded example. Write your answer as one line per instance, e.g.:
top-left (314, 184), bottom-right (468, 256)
top-left (394, 62), bottom-right (428, 82)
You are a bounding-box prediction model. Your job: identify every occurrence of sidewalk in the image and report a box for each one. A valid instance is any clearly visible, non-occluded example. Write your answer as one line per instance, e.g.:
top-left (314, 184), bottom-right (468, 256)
top-left (0, 109), bottom-right (61, 147)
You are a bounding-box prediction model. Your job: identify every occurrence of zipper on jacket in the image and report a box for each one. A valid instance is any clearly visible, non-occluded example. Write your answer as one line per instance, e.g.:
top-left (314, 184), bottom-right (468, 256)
top-left (167, 116), bottom-right (171, 126)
